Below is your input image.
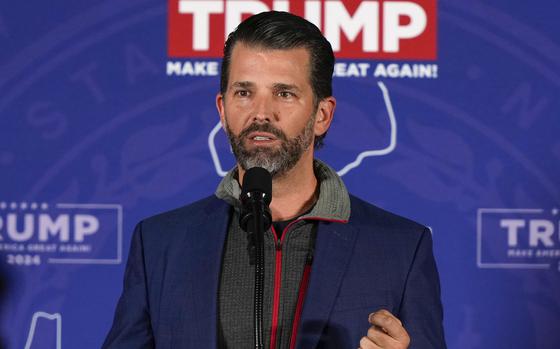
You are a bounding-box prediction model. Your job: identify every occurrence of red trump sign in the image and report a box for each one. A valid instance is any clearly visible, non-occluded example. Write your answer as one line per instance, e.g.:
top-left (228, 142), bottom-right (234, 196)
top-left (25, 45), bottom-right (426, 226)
top-left (168, 0), bottom-right (437, 60)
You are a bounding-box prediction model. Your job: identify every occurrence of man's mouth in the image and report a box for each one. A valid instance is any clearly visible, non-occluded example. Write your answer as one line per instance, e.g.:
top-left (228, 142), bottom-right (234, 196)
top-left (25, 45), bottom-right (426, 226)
top-left (247, 132), bottom-right (278, 143)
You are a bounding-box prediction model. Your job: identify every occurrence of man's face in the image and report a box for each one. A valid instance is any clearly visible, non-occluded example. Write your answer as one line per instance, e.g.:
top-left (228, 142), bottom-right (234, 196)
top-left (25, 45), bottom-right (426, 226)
top-left (216, 43), bottom-right (325, 178)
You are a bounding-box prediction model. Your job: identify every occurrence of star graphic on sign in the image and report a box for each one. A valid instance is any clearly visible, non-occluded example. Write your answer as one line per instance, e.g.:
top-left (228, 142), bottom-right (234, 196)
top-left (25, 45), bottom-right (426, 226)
top-left (552, 208), bottom-right (559, 216)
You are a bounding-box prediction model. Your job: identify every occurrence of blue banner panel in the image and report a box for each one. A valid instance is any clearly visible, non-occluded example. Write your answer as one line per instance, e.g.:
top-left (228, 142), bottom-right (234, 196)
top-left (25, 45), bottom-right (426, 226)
top-left (0, 0), bottom-right (558, 348)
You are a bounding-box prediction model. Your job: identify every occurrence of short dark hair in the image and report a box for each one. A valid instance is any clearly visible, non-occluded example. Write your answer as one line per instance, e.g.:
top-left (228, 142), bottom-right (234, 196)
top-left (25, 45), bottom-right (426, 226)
top-left (220, 11), bottom-right (335, 148)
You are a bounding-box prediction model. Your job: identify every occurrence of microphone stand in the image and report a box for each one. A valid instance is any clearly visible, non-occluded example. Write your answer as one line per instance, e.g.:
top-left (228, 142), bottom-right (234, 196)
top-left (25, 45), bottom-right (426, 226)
top-left (242, 192), bottom-right (269, 349)
top-left (251, 202), bottom-right (265, 349)
top-left (239, 167), bottom-right (272, 349)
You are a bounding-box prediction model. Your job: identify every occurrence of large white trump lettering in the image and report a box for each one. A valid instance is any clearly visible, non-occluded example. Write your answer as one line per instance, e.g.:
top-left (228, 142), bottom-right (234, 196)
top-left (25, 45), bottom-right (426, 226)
top-left (0, 213), bottom-right (99, 243)
top-left (177, 0), bottom-right (429, 53)
top-left (500, 218), bottom-right (558, 247)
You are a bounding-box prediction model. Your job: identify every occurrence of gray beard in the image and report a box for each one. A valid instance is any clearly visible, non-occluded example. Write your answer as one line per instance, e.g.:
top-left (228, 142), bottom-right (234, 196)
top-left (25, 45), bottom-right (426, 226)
top-left (225, 115), bottom-right (315, 178)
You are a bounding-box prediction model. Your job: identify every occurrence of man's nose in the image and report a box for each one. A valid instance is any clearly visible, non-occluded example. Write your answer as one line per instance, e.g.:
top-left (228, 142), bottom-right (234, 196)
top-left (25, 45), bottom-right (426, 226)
top-left (252, 94), bottom-right (275, 123)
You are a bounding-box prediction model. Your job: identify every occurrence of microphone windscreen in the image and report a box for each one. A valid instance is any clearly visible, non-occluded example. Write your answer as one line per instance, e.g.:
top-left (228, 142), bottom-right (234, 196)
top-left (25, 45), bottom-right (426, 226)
top-left (241, 167), bottom-right (272, 204)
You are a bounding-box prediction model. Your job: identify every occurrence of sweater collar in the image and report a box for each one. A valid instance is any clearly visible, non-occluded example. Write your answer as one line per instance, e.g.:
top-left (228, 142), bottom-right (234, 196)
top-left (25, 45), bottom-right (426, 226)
top-left (214, 159), bottom-right (350, 222)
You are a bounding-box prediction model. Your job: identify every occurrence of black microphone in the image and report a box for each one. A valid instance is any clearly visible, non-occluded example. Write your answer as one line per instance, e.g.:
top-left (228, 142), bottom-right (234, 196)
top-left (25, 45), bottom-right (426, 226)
top-left (238, 166), bottom-right (272, 349)
top-left (239, 167), bottom-right (272, 233)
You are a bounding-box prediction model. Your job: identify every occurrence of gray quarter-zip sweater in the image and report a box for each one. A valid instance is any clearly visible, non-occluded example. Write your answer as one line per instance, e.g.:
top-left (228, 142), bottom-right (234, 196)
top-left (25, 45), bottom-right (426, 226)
top-left (215, 159), bottom-right (351, 349)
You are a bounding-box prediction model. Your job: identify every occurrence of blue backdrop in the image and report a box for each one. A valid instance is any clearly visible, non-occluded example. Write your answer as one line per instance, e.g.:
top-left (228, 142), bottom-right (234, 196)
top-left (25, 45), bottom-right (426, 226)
top-left (1, 1), bottom-right (559, 348)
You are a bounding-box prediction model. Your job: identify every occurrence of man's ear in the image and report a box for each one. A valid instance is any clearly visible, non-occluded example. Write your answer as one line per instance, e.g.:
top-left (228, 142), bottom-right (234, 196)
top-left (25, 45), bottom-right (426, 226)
top-left (314, 96), bottom-right (336, 137)
top-left (216, 93), bottom-right (226, 129)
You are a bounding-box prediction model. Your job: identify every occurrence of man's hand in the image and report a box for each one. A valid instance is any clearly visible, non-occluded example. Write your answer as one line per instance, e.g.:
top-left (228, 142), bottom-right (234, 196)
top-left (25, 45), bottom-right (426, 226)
top-left (358, 309), bottom-right (410, 349)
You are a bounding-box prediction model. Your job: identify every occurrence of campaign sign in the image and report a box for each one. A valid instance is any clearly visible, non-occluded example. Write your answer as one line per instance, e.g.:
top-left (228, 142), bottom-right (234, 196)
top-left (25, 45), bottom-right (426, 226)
top-left (168, 0), bottom-right (437, 60)
top-left (477, 208), bottom-right (560, 270)
top-left (0, 202), bottom-right (122, 267)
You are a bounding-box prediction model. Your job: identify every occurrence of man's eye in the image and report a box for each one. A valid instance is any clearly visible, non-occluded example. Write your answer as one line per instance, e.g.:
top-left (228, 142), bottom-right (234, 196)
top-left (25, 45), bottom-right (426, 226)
top-left (278, 91), bottom-right (294, 98)
top-left (235, 90), bottom-right (249, 97)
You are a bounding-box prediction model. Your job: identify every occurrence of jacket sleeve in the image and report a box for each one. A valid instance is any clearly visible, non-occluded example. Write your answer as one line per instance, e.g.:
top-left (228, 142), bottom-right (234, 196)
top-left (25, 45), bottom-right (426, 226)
top-left (399, 227), bottom-right (447, 349)
top-left (102, 222), bottom-right (155, 348)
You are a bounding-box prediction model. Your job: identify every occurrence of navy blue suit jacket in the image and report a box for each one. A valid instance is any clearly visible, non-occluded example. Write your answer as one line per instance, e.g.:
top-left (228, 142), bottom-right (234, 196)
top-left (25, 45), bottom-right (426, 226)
top-left (103, 195), bottom-right (446, 348)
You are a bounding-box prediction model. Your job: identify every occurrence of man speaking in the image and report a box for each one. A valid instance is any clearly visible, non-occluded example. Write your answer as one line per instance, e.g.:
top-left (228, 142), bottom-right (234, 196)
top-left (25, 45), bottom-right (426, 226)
top-left (103, 11), bottom-right (446, 349)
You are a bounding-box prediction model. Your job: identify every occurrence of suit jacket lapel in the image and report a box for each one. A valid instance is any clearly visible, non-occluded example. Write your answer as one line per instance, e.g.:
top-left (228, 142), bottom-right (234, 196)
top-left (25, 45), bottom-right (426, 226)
top-left (295, 221), bottom-right (358, 349)
top-left (184, 197), bottom-right (230, 347)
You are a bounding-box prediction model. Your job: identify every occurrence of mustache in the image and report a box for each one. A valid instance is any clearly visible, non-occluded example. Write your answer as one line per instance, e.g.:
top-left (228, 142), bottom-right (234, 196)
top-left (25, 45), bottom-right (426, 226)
top-left (238, 122), bottom-right (287, 142)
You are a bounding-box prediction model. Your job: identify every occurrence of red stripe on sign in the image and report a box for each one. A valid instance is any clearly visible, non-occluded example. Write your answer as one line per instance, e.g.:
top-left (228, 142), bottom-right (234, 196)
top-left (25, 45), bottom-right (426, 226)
top-left (168, 0), bottom-right (437, 60)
